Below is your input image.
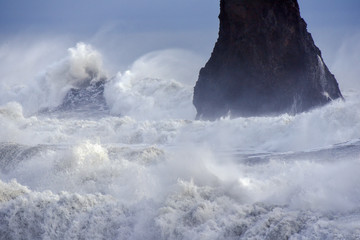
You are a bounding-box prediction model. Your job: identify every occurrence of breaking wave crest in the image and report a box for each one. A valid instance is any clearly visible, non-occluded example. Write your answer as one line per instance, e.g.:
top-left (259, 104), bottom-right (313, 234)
top-left (0, 43), bottom-right (108, 115)
top-left (104, 49), bottom-right (201, 120)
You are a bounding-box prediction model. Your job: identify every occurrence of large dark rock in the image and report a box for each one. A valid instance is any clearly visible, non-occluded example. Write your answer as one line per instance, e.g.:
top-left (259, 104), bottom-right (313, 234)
top-left (193, 0), bottom-right (343, 120)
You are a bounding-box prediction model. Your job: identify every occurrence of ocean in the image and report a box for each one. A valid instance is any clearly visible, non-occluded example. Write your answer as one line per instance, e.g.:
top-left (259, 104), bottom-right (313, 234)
top-left (0, 42), bottom-right (359, 239)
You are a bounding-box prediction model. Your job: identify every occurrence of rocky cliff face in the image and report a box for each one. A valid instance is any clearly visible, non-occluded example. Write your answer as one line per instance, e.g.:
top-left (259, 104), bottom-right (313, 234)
top-left (193, 0), bottom-right (343, 120)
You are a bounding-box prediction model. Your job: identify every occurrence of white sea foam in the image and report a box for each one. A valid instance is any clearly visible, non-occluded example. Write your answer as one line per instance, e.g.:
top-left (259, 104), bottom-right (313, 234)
top-left (1, 41), bottom-right (360, 239)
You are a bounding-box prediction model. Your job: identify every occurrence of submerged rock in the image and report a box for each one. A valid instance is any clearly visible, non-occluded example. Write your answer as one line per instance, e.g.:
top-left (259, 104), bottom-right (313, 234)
top-left (193, 0), bottom-right (343, 120)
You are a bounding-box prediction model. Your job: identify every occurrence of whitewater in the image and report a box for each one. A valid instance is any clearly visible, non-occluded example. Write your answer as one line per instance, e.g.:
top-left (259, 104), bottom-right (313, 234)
top-left (0, 41), bottom-right (360, 240)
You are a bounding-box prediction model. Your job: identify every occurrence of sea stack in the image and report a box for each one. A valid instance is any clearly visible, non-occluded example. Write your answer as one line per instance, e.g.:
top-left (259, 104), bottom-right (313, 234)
top-left (193, 0), bottom-right (343, 120)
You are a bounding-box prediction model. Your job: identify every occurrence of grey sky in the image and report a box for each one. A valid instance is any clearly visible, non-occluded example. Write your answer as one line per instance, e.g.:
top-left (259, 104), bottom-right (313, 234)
top-left (0, 1), bottom-right (358, 55)
top-left (0, 0), bottom-right (219, 33)
top-left (0, 0), bottom-right (359, 34)
top-left (0, 0), bottom-right (359, 89)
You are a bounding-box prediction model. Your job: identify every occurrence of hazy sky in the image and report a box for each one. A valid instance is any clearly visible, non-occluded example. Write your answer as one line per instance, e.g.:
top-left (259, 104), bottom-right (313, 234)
top-left (0, 1), bottom-right (358, 54)
top-left (0, 0), bottom-right (359, 88)
top-left (0, 0), bottom-right (359, 32)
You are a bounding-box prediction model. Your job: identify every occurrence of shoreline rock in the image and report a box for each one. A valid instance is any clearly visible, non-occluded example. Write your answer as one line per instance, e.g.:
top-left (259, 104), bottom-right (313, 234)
top-left (193, 0), bottom-right (343, 120)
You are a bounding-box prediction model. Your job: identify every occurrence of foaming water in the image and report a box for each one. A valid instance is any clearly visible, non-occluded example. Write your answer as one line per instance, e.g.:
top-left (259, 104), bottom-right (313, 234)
top-left (1, 42), bottom-right (360, 239)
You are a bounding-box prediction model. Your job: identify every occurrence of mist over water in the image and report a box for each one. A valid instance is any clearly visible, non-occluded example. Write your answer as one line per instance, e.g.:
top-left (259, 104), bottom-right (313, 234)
top-left (1, 36), bottom-right (360, 239)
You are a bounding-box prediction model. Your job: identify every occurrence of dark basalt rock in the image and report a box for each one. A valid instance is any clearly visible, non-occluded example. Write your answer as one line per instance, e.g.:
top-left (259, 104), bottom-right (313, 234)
top-left (193, 0), bottom-right (343, 120)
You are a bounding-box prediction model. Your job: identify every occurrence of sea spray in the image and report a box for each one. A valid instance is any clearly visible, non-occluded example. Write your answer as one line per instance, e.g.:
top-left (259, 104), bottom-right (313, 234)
top-left (0, 41), bottom-right (360, 239)
top-left (104, 49), bottom-right (202, 120)
top-left (0, 42), bottom-right (108, 115)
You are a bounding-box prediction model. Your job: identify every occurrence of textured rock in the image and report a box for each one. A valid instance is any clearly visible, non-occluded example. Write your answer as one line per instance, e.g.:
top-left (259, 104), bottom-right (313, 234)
top-left (59, 80), bottom-right (108, 112)
top-left (193, 0), bottom-right (343, 120)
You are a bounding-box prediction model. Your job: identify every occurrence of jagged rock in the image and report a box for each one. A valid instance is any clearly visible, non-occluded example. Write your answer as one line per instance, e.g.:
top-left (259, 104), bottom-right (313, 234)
top-left (59, 80), bottom-right (108, 112)
top-left (40, 80), bottom-right (109, 117)
top-left (193, 0), bottom-right (343, 120)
